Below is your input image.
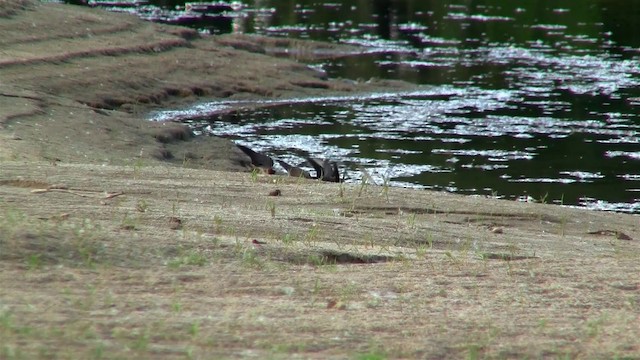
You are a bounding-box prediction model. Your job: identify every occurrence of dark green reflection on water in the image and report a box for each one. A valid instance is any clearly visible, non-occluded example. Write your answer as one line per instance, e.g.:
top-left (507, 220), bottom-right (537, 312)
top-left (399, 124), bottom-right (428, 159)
top-left (73, 0), bottom-right (640, 211)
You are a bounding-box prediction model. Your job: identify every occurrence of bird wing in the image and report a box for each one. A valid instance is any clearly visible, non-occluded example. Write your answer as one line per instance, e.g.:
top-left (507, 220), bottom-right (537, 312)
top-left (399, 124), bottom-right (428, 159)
top-left (236, 144), bottom-right (274, 168)
top-left (277, 159), bottom-right (293, 172)
top-left (306, 157), bottom-right (325, 179)
top-left (278, 159), bottom-right (312, 178)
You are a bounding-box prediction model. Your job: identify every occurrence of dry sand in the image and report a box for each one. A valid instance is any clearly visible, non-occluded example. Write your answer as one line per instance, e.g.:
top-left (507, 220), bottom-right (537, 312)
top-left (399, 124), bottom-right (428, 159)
top-left (1, 1), bottom-right (639, 359)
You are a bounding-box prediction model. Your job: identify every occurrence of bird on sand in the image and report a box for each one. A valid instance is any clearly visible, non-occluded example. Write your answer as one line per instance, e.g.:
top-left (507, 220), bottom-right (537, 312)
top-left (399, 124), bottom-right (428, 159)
top-left (276, 159), bottom-right (313, 179)
top-left (236, 144), bottom-right (275, 174)
top-left (307, 157), bottom-right (341, 182)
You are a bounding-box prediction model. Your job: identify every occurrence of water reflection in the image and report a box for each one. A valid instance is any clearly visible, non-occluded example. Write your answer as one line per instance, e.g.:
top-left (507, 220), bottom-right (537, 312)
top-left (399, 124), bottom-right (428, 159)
top-left (154, 85), bottom-right (639, 212)
top-left (73, 0), bottom-right (640, 212)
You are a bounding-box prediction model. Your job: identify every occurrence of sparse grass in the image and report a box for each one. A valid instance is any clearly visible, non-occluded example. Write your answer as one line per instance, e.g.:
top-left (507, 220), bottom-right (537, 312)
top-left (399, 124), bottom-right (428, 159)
top-left (338, 181), bottom-right (345, 199)
top-left (281, 233), bottom-right (296, 245)
top-left (136, 199), bottom-right (148, 213)
top-left (25, 253), bottom-right (43, 270)
top-left (188, 321), bottom-right (200, 337)
top-left (120, 212), bottom-right (137, 230)
top-left (306, 253), bottom-right (327, 266)
top-left (415, 243), bottom-right (429, 259)
top-left (0, 207), bottom-right (108, 268)
top-left (303, 224), bottom-right (319, 246)
top-left (171, 300), bottom-right (182, 313)
top-left (424, 233), bottom-right (434, 250)
top-left (212, 214), bottom-right (223, 233)
top-left (167, 249), bottom-right (209, 268)
top-left (132, 157), bottom-right (145, 180)
top-left (537, 192), bottom-right (549, 204)
top-left (354, 349), bottom-right (387, 360)
top-left (181, 154), bottom-right (192, 168)
top-left (357, 176), bottom-right (369, 196)
top-left (240, 246), bottom-right (264, 268)
top-left (250, 168), bottom-right (260, 182)
top-left (1, 163), bottom-right (639, 359)
top-left (380, 172), bottom-right (391, 203)
top-left (406, 212), bottom-right (417, 230)
top-left (266, 200), bottom-right (276, 218)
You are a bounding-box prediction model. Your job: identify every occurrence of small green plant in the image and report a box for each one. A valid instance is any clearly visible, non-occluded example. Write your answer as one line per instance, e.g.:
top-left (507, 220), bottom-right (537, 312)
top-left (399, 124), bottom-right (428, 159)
top-left (189, 321), bottom-right (200, 337)
top-left (364, 232), bottom-right (375, 248)
top-left (135, 199), bottom-right (148, 213)
top-left (26, 253), bottom-right (43, 270)
top-left (171, 196), bottom-right (180, 217)
top-left (181, 154), bottom-right (191, 167)
top-left (281, 233), bottom-right (296, 245)
top-left (466, 343), bottom-right (482, 360)
top-left (339, 282), bottom-right (358, 303)
top-left (131, 328), bottom-right (150, 351)
top-left (354, 350), bottom-right (387, 360)
top-left (167, 249), bottom-right (208, 268)
top-left (406, 212), bottom-right (416, 230)
top-left (380, 172), bottom-right (391, 203)
top-left (379, 241), bottom-right (391, 254)
top-left (241, 247), bottom-right (263, 268)
top-left (120, 212), bottom-right (137, 230)
top-left (538, 192), bottom-right (549, 204)
top-left (266, 200), bottom-right (276, 218)
top-left (0, 310), bottom-right (13, 330)
top-left (71, 219), bottom-right (103, 268)
top-left (303, 224), bottom-right (319, 246)
top-left (415, 244), bottom-right (429, 259)
top-left (250, 168), bottom-right (260, 182)
top-left (424, 233), bottom-right (434, 249)
top-left (92, 343), bottom-right (105, 359)
top-left (444, 251), bottom-right (461, 269)
top-left (212, 214), bottom-right (223, 233)
top-left (538, 318), bottom-right (548, 329)
top-left (560, 215), bottom-right (568, 237)
top-left (132, 157), bottom-right (145, 180)
top-left (0, 206), bottom-right (26, 247)
top-left (171, 301), bottom-right (182, 313)
top-left (356, 176), bottom-right (369, 198)
top-left (185, 347), bottom-right (195, 360)
top-left (585, 316), bottom-right (606, 337)
top-left (312, 278), bottom-right (321, 296)
top-left (307, 254), bottom-right (327, 266)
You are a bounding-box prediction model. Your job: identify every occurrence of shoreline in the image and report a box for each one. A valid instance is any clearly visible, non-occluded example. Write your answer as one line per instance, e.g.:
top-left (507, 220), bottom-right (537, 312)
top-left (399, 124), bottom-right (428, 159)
top-left (0, 0), bottom-right (414, 170)
top-left (1, 2), bottom-right (639, 358)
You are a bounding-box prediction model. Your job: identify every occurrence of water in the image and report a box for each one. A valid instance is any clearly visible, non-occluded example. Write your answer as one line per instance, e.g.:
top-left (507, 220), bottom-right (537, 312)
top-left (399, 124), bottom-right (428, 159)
top-left (71, 0), bottom-right (640, 213)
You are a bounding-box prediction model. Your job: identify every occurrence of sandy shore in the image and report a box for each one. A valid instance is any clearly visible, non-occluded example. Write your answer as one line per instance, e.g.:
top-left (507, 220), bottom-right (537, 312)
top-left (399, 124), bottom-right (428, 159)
top-left (1, 1), bottom-right (639, 358)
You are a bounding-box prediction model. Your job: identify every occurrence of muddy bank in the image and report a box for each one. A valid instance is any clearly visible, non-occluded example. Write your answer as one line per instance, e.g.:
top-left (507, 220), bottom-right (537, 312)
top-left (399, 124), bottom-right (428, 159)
top-left (0, 0), bottom-right (411, 170)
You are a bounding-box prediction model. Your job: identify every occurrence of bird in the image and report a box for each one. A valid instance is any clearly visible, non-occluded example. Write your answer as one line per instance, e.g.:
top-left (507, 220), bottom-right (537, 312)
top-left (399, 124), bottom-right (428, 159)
top-left (277, 159), bottom-right (312, 179)
top-left (236, 144), bottom-right (275, 174)
top-left (307, 157), bottom-right (341, 182)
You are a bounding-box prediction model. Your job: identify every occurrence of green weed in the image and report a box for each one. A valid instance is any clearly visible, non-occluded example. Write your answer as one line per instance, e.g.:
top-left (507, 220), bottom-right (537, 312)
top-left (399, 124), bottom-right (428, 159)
top-left (167, 249), bottom-right (208, 268)
top-left (266, 200), bottom-right (276, 218)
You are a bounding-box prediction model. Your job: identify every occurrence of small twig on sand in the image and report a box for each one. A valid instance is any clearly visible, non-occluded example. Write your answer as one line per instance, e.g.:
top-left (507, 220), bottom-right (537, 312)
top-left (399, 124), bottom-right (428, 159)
top-left (31, 188), bottom-right (125, 199)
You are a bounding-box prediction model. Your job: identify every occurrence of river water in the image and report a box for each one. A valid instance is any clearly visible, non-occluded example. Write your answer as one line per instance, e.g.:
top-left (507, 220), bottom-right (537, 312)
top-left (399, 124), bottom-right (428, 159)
top-left (73, 0), bottom-right (640, 213)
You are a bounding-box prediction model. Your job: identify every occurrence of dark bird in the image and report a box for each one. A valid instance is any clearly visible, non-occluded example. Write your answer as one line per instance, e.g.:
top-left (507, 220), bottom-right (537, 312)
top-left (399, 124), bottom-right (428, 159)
top-left (277, 159), bottom-right (312, 179)
top-left (236, 144), bottom-right (275, 174)
top-left (307, 158), bottom-right (341, 182)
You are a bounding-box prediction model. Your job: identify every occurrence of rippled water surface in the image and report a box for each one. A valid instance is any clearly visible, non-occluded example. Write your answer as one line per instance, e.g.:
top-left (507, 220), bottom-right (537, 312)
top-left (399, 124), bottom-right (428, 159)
top-left (77, 0), bottom-right (640, 212)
